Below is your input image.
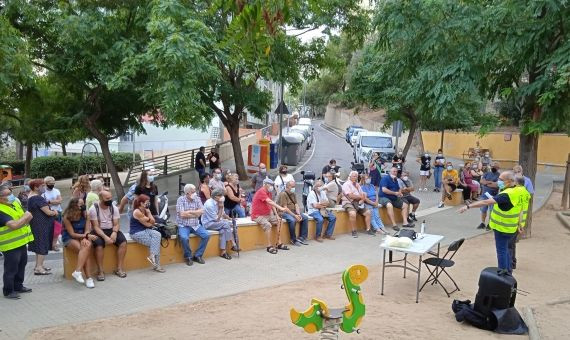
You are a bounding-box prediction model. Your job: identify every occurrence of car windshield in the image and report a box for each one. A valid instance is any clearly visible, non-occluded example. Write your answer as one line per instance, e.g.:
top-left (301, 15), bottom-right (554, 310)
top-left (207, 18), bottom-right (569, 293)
top-left (361, 136), bottom-right (392, 148)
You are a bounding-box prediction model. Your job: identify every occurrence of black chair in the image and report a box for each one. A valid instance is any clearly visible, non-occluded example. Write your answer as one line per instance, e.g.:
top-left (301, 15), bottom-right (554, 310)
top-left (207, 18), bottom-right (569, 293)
top-left (420, 238), bottom-right (465, 297)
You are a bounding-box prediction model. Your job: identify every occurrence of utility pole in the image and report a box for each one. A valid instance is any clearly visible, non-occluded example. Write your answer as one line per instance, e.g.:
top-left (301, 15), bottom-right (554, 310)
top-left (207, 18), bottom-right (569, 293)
top-left (278, 83), bottom-right (284, 166)
top-left (132, 130), bottom-right (136, 163)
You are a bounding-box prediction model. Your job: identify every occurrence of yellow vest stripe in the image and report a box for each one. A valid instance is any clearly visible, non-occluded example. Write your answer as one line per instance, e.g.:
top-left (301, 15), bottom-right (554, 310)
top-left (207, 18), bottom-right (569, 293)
top-left (0, 231), bottom-right (33, 246)
top-left (491, 210), bottom-right (521, 219)
top-left (489, 217), bottom-right (519, 228)
top-left (0, 201), bottom-right (34, 251)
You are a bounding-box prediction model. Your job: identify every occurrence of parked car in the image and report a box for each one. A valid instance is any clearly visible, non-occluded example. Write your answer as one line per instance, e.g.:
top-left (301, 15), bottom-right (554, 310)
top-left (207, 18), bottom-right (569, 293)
top-left (350, 128), bottom-right (366, 147)
top-left (290, 125), bottom-right (313, 148)
top-left (298, 117), bottom-right (312, 126)
top-left (354, 131), bottom-right (395, 164)
top-left (345, 125), bottom-right (363, 143)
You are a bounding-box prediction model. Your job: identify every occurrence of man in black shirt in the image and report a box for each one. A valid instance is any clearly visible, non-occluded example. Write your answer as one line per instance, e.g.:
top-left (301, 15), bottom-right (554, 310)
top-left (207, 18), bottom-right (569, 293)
top-left (207, 146), bottom-right (220, 172)
top-left (321, 159), bottom-right (340, 179)
top-left (195, 146), bottom-right (206, 177)
top-left (392, 151), bottom-right (405, 177)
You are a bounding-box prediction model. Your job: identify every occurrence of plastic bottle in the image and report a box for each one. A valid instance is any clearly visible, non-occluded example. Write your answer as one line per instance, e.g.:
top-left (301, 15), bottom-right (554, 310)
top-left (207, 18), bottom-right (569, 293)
top-left (420, 220), bottom-right (426, 235)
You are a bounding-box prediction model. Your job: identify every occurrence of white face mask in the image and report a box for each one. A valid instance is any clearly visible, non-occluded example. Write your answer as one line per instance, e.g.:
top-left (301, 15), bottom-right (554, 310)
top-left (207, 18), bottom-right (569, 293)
top-left (424, 154), bottom-right (428, 157)
top-left (215, 174), bottom-right (222, 180)
top-left (402, 176), bottom-right (409, 181)
top-left (290, 187), bottom-right (296, 193)
top-left (267, 186), bottom-right (273, 192)
top-left (447, 166), bottom-right (453, 171)
top-left (365, 179), bottom-right (371, 184)
top-left (390, 173), bottom-right (397, 179)
top-left (189, 193), bottom-right (198, 200)
top-left (219, 196), bottom-right (225, 203)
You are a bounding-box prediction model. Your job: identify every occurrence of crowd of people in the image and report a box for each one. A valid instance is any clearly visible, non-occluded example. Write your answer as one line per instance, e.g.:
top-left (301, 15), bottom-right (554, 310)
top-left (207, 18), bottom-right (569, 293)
top-left (1, 144), bottom-right (536, 299)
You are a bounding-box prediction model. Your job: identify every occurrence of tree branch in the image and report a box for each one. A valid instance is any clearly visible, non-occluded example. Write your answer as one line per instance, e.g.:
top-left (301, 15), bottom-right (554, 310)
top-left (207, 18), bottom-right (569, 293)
top-left (0, 112), bottom-right (22, 124)
top-left (291, 27), bottom-right (320, 37)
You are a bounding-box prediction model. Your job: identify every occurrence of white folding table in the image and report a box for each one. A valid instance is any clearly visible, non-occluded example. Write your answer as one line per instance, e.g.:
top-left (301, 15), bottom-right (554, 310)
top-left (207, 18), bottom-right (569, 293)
top-left (379, 234), bottom-right (444, 303)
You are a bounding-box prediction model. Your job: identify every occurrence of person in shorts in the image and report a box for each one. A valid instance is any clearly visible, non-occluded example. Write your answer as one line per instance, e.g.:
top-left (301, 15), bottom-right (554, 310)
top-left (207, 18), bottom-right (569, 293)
top-left (417, 152), bottom-right (431, 191)
top-left (379, 167), bottom-right (415, 230)
top-left (398, 170), bottom-right (420, 223)
top-left (341, 171), bottom-right (372, 238)
top-left (250, 178), bottom-right (287, 254)
top-left (89, 190), bottom-right (127, 281)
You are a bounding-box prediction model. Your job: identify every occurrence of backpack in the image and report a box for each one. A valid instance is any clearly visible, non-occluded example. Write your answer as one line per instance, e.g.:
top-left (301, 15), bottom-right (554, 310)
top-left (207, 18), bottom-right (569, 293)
top-left (93, 203), bottom-right (115, 224)
top-left (452, 300), bottom-right (495, 331)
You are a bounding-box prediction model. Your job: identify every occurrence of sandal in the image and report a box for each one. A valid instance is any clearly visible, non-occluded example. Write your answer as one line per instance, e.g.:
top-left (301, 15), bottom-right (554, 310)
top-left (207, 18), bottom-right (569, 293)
top-left (34, 270), bottom-right (52, 276)
top-left (276, 243), bottom-right (290, 250)
top-left (266, 246), bottom-right (278, 254)
top-left (220, 252), bottom-right (232, 260)
top-left (43, 267), bottom-right (52, 271)
top-left (113, 270), bottom-right (127, 278)
top-left (231, 246), bottom-right (242, 252)
top-left (153, 266), bottom-right (166, 273)
top-left (96, 272), bottom-right (105, 281)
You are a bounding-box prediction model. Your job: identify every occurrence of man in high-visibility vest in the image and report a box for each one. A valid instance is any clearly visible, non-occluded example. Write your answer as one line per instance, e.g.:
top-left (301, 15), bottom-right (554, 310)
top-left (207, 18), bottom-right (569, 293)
top-left (458, 171), bottom-right (524, 274)
top-left (509, 174), bottom-right (532, 269)
top-left (0, 184), bottom-right (34, 299)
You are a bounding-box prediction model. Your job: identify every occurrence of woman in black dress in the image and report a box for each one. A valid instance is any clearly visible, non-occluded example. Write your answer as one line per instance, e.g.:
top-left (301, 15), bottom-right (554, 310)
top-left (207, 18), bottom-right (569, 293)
top-left (134, 170), bottom-right (159, 216)
top-left (27, 179), bottom-right (58, 275)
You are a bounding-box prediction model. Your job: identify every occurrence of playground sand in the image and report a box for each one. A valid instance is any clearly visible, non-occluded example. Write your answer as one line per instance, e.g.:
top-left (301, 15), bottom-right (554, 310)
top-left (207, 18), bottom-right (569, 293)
top-left (29, 192), bottom-right (570, 339)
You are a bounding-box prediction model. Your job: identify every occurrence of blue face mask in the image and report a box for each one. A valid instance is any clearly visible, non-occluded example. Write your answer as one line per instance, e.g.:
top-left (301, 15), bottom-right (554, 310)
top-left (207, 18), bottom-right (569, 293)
top-left (497, 180), bottom-right (505, 190)
top-left (7, 194), bottom-right (16, 204)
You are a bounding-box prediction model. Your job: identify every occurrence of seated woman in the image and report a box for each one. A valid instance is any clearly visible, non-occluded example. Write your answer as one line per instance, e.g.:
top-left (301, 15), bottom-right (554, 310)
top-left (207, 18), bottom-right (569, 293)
top-left (224, 174), bottom-right (246, 217)
top-left (130, 195), bottom-right (165, 273)
top-left (62, 198), bottom-right (98, 288)
top-left (462, 161), bottom-right (480, 200)
top-left (199, 173), bottom-right (211, 204)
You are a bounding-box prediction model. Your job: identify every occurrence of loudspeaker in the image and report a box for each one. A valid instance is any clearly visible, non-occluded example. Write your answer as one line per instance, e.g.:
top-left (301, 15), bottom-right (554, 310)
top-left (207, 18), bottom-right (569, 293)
top-left (474, 267), bottom-right (517, 316)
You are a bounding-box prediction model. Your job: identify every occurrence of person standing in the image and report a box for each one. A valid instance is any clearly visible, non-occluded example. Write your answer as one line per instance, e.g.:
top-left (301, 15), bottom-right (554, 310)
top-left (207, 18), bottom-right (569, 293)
top-left (0, 184), bottom-right (34, 299)
top-left (513, 165), bottom-right (534, 195)
top-left (42, 176), bottom-right (63, 251)
top-left (458, 171), bottom-right (527, 274)
top-left (510, 166), bottom-right (534, 270)
top-left (368, 152), bottom-right (384, 188)
top-left (274, 165), bottom-right (295, 196)
top-left (195, 146), bottom-right (207, 177)
top-left (277, 180), bottom-right (309, 246)
top-left (321, 159), bottom-right (341, 179)
top-left (176, 184), bottom-right (210, 265)
top-left (207, 146), bottom-right (221, 172)
top-left (481, 151), bottom-right (492, 172)
top-left (306, 180), bottom-right (336, 242)
top-left (478, 162), bottom-right (501, 229)
top-left (433, 149), bottom-right (445, 192)
top-left (392, 151), bottom-right (405, 177)
top-left (251, 163), bottom-right (268, 192)
top-left (417, 152), bottom-right (431, 191)
top-left (27, 179), bottom-right (58, 275)
top-left (134, 171), bottom-right (159, 216)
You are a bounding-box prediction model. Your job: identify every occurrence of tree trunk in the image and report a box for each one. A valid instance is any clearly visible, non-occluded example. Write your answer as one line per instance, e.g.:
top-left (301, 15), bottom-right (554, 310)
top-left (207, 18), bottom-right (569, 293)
top-left (227, 121), bottom-right (248, 180)
top-left (16, 141), bottom-right (24, 160)
top-left (24, 141), bottom-right (33, 178)
top-left (440, 129), bottom-right (445, 151)
top-left (402, 118), bottom-right (416, 159)
top-left (61, 141), bottom-right (67, 156)
top-left (519, 132), bottom-right (538, 238)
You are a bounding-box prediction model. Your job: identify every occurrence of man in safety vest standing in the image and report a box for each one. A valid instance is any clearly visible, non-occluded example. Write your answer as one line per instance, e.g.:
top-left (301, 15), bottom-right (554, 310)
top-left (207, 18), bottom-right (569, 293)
top-left (458, 171), bottom-right (526, 275)
top-left (0, 184), bottom-right (34, 299)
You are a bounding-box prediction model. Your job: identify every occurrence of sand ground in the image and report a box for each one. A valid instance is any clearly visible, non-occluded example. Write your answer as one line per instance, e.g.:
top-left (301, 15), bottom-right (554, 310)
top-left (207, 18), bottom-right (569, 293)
top-left (28, 191), bottom-right (570, 340)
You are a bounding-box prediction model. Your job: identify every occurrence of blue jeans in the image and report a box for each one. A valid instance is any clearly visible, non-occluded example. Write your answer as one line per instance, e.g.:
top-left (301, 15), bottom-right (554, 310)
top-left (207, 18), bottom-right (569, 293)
top-left (196, 167), bottom-right (206, 177)
top-left (434, 166), bottom-right (443, 189)
top-left (178, 225), bottom-right (210, 259)
top-left (365, 203), bottom-right (384, 230)
top-left (225, 205), bottom-right (246, 218)
top-left (310, 210), bottom-right (336, 237)
top-left (494, 230), bottom-right (515, 272)
top-left (282, 212), bottom-right (308, 241)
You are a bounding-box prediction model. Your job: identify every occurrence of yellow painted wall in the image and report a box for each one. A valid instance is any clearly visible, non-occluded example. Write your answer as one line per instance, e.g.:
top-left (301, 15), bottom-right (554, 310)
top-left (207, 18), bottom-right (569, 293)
top-left (422, 131), bottom-right (570, 168)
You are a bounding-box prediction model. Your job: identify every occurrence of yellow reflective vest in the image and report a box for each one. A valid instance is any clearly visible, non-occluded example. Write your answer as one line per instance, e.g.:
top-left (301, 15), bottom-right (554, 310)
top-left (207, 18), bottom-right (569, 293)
top-left (512, 185), bottom-right (531, 228)
top-left (489, 186), bottom-right (525, 234)
top-left (0, 201), bottom-right (34, 252)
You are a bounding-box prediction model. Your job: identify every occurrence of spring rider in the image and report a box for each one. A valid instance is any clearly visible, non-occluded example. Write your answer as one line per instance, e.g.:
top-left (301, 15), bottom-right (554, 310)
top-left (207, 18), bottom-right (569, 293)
top-left (290, 264), bottom-right (368, 339)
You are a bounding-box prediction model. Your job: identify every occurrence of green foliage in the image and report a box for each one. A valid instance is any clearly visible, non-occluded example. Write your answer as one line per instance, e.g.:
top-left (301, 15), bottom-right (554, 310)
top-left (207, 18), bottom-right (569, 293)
top-left (0, 160), bottom-right (25, 175)
top-left (30, 153), bottom-right (141, 179)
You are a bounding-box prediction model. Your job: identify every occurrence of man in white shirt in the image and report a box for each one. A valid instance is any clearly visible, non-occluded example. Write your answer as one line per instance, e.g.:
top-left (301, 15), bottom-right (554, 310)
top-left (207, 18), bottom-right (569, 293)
top-left (307, 180), bottom-right (336, 242)
top-left (274, 165), bottom-right (295, 196)
top-left (341, 171), bottom-right (372, 238)
top-left (42, 176), bottom-right (63, 250)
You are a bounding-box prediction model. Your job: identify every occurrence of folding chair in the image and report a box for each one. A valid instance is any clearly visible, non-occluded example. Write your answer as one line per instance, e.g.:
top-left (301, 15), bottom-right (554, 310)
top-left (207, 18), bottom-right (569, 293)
top-left (419, 238), bottom-right (465, 297)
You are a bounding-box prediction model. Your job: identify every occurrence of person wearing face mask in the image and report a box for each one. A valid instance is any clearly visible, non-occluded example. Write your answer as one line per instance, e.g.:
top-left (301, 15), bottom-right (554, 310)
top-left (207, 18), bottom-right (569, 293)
top-left (207, 146), bottom-right (221, 172)
top-left (342, 171), bottom-right (373, 238)
top-left (307, 180), bottom-right (337, 241)
top-left (202, 189), bottom-right (239, 260)
top-left (0, 184), bottom-right (34, 299)
top-left (42, 176), bottom-right (63, 251)
top-left (274, 165), bottom-right (295, 196)
top-left (379, 167), bottom-right (415, 230)
top-left (392, 150), bottom-right (406, 177)
top-left (478, 161), bottom-right (501, 230)
top-left (481, 151), bottom-right (492, 172)
top-left (277, 180), bottom-right (309, 246)
top-left (251, 163), bottom-right (268, 192)
top-left (17, 183), bottom-right (31, 211)
top-left (130, 195), bottom-right (165, 273)
top-left (360, 173), bottom-right (386, 235)
top-left (417, 151), bottom-right (432, 191)
top-left (198, 174), bottom-right (211, 204)
top-left (458, 171), bottom-right (528, 275)
top-left (397, 170), bottom-right (421, 223)
top-left (89, 190), bottom-right (127, 280)
top-left (224, 173), bottom-right (246, 218)
top-left (209, 168), bottom-right (225, 192)
top-left (27, 179), bottom-right (58, 275)
top-left (86, 179), bottom-right (104, 210)
top-left (251, 178), bottom-right (287, 254)
top-left (438, 162), bottom-right (460, 208)
top-left (321, 159), bottom-right (341, 179)
top-left (63, 198), bottom-right (98, 287)
top-left (433, 149), bottom-right (445, 192)
top-left (195, 146), bottom-right (207, 177)
top-left (134, 170), bottom-right (159, 216)
top-left (368, 152), bottom-right (384, 188)
top-left (176, 184), bottom-right (210, 265)
top-left (322, 170), bottom-right (341, 207)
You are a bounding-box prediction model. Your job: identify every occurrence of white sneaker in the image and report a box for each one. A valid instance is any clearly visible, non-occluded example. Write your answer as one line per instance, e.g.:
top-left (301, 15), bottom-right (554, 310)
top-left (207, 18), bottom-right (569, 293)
top-left (85, 278), bottom-right (95, 289)
top-left (146, 255), bottom-right (156, 267)
top-left (424, 187), bottom-right (428, 191)
top-left (72, 270), bottom-right (85, 284)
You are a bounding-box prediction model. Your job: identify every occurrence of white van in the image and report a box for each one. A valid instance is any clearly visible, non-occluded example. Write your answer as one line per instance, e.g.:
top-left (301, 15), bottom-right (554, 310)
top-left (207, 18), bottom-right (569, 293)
top-left (354, 131), bottom-right (395, 164)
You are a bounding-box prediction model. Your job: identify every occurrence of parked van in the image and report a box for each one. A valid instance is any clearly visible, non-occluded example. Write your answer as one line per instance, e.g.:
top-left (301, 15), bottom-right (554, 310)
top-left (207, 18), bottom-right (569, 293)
top-left (349, 128), bottom-right (366, 147)
top-left (353, 131), bottom-right (395, 164)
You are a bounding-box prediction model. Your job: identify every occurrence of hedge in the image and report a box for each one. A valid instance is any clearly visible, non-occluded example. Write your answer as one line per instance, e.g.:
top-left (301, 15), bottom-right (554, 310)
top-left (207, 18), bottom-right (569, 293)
top-left (0, 160), bottom-right (25, 175)
top-left (30, 153), bottom-right (141, 179)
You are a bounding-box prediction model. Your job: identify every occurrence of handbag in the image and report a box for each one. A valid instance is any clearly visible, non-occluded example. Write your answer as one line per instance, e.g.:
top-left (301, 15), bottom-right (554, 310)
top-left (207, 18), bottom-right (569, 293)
top-left (53, 219), bottom-right (62, 237)
top-left (397, 229), bottom-right (417, 240)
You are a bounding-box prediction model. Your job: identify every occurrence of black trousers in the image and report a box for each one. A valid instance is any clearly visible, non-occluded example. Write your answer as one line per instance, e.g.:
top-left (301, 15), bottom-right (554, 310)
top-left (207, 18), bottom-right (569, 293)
top-left (2, 245), bottom-right (28, 296)
top-left (508, 233), bottom-right (517, 268)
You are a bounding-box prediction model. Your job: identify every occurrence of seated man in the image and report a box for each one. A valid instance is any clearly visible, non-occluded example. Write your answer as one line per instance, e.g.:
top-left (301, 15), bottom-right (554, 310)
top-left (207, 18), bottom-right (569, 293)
top-left (89, 190), bottom-right (127, 280)
top-left (307, 180), bottom-right (336, 242)
top-left (251, 178), bottom-right (287, 254)
top-left (202, 188), bottom-right (238, 260)
top-left (360, 173), bottom-right (385, 235)
top-left (379, 167), bottom-right (415, 230)
top-left (438, 161), bottom-right (471, 208)
top-left (176, 184), bottom-right (211, 266)
top-left (397, 170), bottom-right (420, 223)
top-left (323, 170), bottom-right (341, 208)
top-left (277, 180), bottom-right (309, 246)
top-left (341, 171), bottom-right (372, 238)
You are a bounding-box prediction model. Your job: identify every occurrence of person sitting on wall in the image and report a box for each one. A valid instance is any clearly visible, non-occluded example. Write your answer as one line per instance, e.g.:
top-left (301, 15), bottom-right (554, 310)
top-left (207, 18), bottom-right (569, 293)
top-left (341, 171), bottom-right (372, 238)
top-left (202, 188), bottom-right (239, 260)
top-left (250, 178), bottom-right (288, 254)
top-left (176, 184), bottom-right (210, 266)
top-left (277, 180), bottom-right (309, 247)
top-left (379, 167), bottom-right (416, 230)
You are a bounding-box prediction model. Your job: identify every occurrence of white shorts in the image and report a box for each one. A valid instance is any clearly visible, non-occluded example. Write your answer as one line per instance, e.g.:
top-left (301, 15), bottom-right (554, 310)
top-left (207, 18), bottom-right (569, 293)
top-left (420, 170), bottom-right (430, 176)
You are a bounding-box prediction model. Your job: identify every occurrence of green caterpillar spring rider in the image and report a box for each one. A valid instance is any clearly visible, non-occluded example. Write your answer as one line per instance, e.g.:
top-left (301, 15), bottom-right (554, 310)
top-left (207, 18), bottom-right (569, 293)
top-left (290, 264), bottom-right (368, 339)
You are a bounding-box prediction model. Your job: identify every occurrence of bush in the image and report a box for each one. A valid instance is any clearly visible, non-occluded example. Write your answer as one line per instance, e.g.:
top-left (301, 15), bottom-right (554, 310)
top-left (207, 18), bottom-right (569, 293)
top-left (30, 153), bottom-right (141, 179)
top-left (0, 160), bottom-right (26, 175)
